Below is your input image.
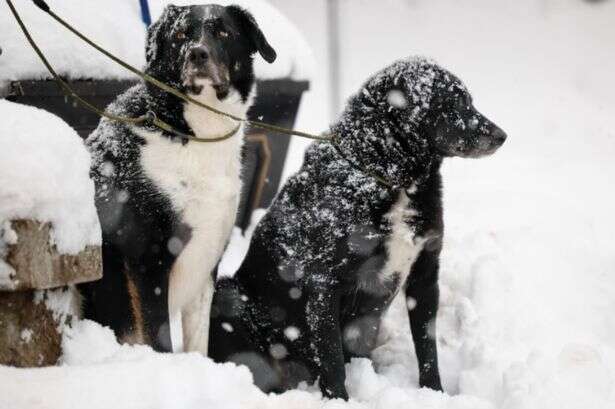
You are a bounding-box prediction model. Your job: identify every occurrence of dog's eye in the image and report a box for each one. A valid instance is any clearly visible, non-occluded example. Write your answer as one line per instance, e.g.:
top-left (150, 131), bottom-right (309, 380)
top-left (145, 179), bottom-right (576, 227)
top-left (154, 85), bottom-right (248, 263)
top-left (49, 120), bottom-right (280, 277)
top-left (218, 31), bottom-right (229, 38)
top-left (175, 31), bottom-right (187, 41)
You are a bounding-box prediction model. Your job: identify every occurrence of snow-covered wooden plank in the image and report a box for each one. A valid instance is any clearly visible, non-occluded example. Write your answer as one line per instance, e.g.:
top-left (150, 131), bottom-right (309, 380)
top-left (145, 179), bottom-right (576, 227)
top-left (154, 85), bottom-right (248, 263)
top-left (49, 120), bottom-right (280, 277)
top-left (0, 219), bottom-right (101, 291)
top-left (0, 99), bottom-right (102, 290)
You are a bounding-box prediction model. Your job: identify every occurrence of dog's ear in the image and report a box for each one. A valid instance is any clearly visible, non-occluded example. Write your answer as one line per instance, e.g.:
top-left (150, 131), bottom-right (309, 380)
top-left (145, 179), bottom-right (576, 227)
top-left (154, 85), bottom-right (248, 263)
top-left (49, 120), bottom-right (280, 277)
top-left (226, 5), bottom-right (277, 63)
top-left (145, 5), bottom-right (179, 66)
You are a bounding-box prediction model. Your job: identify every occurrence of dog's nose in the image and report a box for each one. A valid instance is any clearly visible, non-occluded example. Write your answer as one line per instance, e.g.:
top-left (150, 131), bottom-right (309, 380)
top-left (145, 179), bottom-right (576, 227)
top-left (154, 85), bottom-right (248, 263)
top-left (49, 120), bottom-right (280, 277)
top-left (491, 127), bottom-right (507, 145)
top-left (188, 46), bottom-right (209, 65)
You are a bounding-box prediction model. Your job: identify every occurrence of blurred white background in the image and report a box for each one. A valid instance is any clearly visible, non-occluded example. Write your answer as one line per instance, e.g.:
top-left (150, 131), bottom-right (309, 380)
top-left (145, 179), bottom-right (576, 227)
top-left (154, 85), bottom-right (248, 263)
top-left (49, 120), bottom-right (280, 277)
top-left (270, 0), bottom-right (615, 179)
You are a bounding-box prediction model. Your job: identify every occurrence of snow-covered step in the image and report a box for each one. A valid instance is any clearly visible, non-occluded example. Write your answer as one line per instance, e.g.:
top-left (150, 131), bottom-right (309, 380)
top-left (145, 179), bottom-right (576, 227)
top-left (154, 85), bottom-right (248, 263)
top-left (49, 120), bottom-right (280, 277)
top-left (0, 219), bottom-right (101, 291)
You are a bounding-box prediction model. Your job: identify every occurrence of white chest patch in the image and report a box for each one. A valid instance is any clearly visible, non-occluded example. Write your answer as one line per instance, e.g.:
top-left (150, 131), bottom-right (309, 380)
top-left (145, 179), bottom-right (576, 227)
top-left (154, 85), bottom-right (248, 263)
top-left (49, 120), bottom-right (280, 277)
top-left (183, 78), bottom-right (254, 139)
top-left (379, 191), bottom-right (425, 290)
top-left (136, 81), bottom-right (252, 314)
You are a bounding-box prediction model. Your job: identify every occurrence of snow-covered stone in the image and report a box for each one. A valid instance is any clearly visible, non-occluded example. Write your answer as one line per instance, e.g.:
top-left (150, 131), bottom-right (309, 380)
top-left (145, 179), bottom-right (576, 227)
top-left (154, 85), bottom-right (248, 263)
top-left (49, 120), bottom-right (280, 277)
top-left (0, 287), bottom-right (79, 368)
top-left (0, 100), bottom-right (101, 256)
top-left (1, 220), bottom-right (101, 291)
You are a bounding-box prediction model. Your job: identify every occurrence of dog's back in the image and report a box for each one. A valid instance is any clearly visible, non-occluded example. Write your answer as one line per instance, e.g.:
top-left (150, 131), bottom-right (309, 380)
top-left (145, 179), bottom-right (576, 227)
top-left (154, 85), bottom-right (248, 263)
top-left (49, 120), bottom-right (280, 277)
top-left (210, 141), bottom-right (443, 390)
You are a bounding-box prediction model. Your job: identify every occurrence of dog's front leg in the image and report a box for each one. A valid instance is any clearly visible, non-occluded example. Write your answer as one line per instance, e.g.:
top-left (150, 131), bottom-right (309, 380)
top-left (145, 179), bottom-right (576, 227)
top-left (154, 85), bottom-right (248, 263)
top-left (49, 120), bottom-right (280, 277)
top-left (406, 248), bottom-right (443, 391)
top-left (181, 277), bottom-right (215, 353)
top-left (169, 238), bottom-right (220, 355)
top-left (137, 269), bottom-right (174, 352)
top-left (306, 288), bottom-right (349, 400)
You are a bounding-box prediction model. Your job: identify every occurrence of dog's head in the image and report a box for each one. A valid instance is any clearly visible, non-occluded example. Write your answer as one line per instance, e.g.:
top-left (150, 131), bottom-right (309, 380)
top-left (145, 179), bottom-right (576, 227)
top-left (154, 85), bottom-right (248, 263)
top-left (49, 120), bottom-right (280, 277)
top-left (422, 69), bottom-right (507, 158)
top-left (145, 4), bottom-right (276, 101)
top-left (371, 58), bottom-right (506, 159)
top-left (335, 58), bottom-right (506, 187)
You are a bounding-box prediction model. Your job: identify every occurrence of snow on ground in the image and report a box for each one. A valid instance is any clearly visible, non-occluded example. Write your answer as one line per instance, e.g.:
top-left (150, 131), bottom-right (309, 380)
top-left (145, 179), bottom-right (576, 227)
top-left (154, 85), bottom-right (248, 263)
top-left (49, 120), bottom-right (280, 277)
top-left (0, 301), bottom-right (490, 409)
top-left (0, 100), bottom-right (100, 256)
top-left (0, 0), bottom-right (312, 81)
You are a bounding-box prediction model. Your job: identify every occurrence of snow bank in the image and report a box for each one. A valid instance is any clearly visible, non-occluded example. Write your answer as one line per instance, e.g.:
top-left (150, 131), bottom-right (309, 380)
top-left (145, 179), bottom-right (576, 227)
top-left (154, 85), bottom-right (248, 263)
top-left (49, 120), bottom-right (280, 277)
top-left (0, 0), bottom-right (313, 81)
top-left (0, 202), bottom-right (612, 408)
top-left (0, 318), bottom-right (490, 409)
top-left (0, 100), bottom-right (100, 255)
top-left (0, 320), bottom-right (264, 409)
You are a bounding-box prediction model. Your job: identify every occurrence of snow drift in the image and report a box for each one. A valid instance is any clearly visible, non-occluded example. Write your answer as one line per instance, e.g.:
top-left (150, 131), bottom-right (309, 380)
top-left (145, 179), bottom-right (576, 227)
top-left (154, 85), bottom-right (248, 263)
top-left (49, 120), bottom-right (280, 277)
top-left (0, 99), bottom-right (100, 256)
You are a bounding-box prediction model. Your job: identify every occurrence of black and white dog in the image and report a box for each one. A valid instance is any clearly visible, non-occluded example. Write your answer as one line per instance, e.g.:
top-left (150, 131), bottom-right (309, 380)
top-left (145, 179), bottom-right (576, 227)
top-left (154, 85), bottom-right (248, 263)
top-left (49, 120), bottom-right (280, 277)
top-left (80, 4), bottom-right (276, 353)
top-left (209, 57), bottom-right (506, 399)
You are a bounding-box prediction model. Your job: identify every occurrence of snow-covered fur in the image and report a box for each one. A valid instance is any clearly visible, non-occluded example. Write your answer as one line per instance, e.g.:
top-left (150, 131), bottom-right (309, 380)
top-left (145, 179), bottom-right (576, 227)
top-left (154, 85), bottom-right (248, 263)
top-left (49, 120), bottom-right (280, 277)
top-left (79, 4), bottom-right (276, 353)
top-left (209, 57), bottom-right (506, 399)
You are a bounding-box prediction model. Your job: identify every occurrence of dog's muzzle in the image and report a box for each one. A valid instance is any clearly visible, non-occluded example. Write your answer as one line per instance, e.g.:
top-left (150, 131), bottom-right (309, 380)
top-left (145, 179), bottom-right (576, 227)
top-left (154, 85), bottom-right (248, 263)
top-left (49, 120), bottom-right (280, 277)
top-left (184, 45), bottom-right (230, 100)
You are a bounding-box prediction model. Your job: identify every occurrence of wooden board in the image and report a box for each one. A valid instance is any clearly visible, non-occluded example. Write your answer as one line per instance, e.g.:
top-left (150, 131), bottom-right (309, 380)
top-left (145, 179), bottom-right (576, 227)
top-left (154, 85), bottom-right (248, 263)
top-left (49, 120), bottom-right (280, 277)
top-left (1, 220), bottom-right (102, 291)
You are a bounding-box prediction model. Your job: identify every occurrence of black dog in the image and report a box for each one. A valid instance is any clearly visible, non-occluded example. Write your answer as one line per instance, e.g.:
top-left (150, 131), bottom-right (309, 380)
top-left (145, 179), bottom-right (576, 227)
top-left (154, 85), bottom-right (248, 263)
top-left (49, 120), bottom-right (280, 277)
top-left (80, 4), bottom-right (275, 353)
top-left (210, 57), bottom-right (506, 399)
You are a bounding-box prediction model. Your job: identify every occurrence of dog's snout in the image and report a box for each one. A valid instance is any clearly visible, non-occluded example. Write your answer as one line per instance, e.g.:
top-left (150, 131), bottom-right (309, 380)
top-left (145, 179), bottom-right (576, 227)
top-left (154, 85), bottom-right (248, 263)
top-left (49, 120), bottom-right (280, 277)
top-left (188, 46), bottom-right (209, 65)
top-left (491, 127), bottom-right (507, 145)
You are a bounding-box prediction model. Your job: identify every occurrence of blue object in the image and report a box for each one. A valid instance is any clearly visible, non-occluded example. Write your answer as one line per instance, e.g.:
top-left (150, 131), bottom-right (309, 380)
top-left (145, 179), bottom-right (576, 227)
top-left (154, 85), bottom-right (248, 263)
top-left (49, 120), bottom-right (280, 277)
top-left (139, 0), bottom-right (152, 26)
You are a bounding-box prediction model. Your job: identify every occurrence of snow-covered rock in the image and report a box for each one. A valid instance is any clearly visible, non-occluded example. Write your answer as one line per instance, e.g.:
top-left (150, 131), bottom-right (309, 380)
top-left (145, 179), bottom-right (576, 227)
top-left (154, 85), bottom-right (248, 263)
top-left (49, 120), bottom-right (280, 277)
top-left (0, 99), bottom-right (100, 256)
top-left (0, 0), bottom-right (313, 82)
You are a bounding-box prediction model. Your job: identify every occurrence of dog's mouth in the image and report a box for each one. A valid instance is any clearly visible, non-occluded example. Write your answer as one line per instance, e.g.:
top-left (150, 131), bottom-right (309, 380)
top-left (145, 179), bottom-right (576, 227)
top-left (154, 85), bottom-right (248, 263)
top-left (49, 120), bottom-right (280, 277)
top-left (434, 117), bottom-right (507, 158)
top-left (182, 67), bottom-right (230, 100)
top-left (448, 138), bottom-right (505, 158)
top-left (469, 128), bottom-right (507, 157)
top-left (459, 145), bottom-right (500, 158)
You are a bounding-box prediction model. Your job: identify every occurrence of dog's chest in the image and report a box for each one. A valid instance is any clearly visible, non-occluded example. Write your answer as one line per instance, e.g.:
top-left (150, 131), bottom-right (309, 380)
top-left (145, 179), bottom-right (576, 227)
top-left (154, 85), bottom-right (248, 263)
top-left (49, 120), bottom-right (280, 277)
top-left (362, 191), bottom-right (424, 295)
top-left (136, 87), bottom-right (248, 235)
top-left (138, 129), bottom-right (242, 244)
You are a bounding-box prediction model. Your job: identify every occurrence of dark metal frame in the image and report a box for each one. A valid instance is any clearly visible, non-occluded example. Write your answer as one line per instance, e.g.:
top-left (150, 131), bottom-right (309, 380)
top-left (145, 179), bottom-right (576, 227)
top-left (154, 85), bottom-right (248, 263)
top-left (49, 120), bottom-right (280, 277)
top-left (3, 78), bottom-right (309, 229)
